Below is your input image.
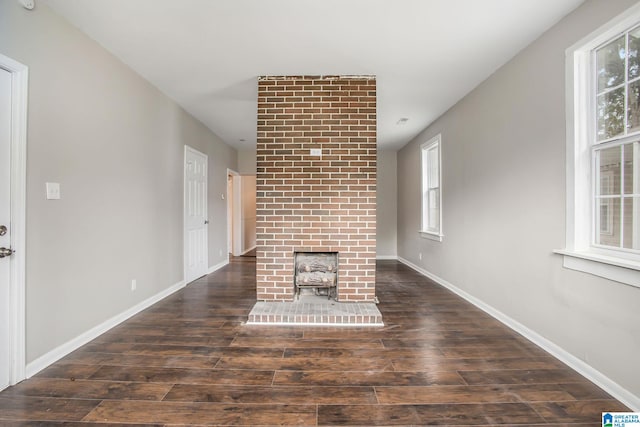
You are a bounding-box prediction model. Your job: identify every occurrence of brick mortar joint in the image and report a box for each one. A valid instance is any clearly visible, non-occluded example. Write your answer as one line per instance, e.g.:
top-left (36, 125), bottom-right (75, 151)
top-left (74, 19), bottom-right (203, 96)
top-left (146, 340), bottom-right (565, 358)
top-left (258, 75), bottom-right (376, 81)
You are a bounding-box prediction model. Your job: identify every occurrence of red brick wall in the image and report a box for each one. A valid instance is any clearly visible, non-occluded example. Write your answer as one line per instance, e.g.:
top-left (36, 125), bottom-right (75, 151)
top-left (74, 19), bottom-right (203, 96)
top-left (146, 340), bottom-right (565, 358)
top-left (256, 75), bottom-right (376, 302)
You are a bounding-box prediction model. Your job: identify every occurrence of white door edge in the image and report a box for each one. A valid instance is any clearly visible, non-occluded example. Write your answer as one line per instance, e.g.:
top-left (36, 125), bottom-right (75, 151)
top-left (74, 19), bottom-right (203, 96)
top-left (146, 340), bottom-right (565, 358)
top-left (232, 175), bottom-right (243, 256)
top-left (0, 53), bottom-right (28, 386)
top-left (226, 169), bottom-right (239, 258)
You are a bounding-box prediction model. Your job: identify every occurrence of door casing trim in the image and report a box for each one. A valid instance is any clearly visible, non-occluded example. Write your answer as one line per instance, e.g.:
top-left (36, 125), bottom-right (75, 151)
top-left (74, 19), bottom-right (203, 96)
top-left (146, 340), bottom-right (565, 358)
top-left (0, 53), bottom-right (28, 385)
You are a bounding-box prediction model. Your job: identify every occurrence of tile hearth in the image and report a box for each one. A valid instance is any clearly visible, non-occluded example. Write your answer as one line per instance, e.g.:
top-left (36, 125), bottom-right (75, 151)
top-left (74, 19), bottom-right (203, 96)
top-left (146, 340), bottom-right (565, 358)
top-left (247, 296), bottom-right (383, 326)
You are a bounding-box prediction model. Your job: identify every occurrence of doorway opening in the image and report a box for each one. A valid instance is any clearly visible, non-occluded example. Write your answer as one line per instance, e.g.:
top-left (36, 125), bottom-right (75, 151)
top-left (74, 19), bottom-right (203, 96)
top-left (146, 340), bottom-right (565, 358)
top-left (227, 169), bottom-right (238, 257)
top-left (227, 170), bottom-right (256, 258)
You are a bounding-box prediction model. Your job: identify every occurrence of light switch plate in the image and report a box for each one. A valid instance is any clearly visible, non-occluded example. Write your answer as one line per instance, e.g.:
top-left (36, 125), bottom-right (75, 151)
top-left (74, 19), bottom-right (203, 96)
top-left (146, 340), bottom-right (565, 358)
top-left (310, 148), bottom-right (322, 156)
top-left (46, 182), bottom-right (60, 200)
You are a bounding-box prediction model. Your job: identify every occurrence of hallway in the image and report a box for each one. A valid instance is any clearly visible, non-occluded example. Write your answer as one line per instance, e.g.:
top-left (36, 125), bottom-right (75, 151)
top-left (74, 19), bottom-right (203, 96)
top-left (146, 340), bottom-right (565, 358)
top-left (0, 258), bottom-right (629, 425)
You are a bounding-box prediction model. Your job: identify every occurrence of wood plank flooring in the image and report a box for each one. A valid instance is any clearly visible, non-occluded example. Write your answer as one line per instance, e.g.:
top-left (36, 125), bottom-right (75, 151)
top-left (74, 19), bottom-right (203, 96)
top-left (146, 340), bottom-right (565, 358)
top-left (0, 258), bottom-right (629, 426)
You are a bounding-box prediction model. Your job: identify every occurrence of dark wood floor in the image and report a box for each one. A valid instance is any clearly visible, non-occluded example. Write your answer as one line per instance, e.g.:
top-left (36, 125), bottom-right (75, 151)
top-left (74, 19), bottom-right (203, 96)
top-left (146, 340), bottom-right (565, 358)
top-left (0, 258), bottom-right (629, 426)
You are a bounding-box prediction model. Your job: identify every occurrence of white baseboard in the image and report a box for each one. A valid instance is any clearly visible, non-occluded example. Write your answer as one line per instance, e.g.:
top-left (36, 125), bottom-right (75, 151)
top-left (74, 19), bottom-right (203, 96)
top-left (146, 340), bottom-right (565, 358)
top-left (397, 256), bottom-right (640, 411)
top-left (208, 259), bottom-right (229, 274)
top-left (376, 255), bottom-right (398, 260)
top-left (25, 279), bottom-right (186, 378)
top-left (240, 246), bottom-right (256, 256)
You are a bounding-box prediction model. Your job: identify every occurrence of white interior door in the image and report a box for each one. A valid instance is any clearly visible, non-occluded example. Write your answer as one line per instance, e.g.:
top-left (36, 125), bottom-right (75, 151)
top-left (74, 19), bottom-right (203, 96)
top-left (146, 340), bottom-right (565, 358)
top-left (232, 175), bottom-right (243, 256)
top-left (0, 67), bottom-right (12, 390)
top-left (227, 173), bottom-right (233, 254)
top-left (184, 146), bottom-right (208, 284)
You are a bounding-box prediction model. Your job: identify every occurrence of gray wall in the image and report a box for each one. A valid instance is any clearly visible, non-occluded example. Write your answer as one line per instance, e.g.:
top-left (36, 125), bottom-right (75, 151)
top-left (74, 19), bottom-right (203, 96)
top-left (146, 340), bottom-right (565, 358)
top-left (237, 149), bottom-right (257, 175)
top-left (377, 150), bottom-right (397, 258)
top-left (398, 0), bottom-right (640, 402)
top-left (0, 2), bottom-right (236, 363)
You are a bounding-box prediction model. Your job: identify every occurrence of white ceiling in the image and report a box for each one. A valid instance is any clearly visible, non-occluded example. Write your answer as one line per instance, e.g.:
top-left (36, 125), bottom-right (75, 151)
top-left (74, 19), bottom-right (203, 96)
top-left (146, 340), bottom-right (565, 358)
top-left (42, 0), bottom-right (584, 150)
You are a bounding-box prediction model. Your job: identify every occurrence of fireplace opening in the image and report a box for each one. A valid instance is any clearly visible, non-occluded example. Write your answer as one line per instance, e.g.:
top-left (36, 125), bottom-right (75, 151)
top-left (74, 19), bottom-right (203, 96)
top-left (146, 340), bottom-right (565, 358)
top-left (294, 252), bottom-right (338, 300)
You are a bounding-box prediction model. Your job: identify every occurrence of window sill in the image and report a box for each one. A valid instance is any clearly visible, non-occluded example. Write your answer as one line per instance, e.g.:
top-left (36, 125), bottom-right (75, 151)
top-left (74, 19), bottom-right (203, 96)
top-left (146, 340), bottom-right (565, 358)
top-left (553, 249), bottom-right (640, 288)
top-left (419, 230), bottom-right (443, 242)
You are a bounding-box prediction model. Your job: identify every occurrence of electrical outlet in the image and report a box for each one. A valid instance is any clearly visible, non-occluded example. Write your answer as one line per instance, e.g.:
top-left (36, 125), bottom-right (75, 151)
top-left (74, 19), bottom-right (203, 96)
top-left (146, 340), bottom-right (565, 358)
top-left (46, 182), bottom-right (61, 200)
top-left (19, 0), bottom-right (35, 10)
top-left (419, 253), bottom-right (422, 260)
top-left (131, 279), bottom-right (137, 291)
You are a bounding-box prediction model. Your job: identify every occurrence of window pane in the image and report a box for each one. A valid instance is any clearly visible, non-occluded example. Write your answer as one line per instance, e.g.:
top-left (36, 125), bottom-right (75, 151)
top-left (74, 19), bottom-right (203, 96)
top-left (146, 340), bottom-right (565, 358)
top-left (597, 87), bottom-right (625, 140)
top-left (623, 143), bottom-right (637, 194)
top-left (422, 188), bottom-right (429, 230)
top-left (428, 146), bottom-right (439, 188)
top-left (628, 80), bottom-right (640, 133)
top-left (597, 36), bottom-right (625, 92)
top-left (629, 27), bottom-right (640, 80)
top-left (428, 188), bottom-right (439, 231)
top-left (623, 197), bottom-right (640, 249)
top-left (599, 145), bottom-right (621, 196)
top-left (421, 136), bottom-right (441, 235)
top-left (597, 197), bottom-right (621, 247)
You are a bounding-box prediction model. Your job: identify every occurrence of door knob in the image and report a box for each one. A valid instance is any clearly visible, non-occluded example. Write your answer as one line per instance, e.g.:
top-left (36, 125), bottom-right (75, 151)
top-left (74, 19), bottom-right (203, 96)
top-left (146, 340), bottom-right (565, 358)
top-left (0, 247), bottom-right (14, 258)
top-left (204, 220), bottom-right (209, 225)
top-left (0, 225), bottom-right (6, 236)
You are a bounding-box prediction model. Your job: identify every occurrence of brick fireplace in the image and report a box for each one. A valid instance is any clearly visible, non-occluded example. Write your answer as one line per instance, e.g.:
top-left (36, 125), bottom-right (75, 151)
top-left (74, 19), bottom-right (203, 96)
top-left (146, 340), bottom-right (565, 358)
top-left (256, 75), bottom-right (376, 303)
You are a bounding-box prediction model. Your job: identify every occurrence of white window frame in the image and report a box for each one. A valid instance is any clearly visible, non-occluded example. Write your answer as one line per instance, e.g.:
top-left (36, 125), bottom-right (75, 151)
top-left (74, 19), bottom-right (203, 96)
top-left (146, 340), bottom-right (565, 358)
top-left (420, 134), bottom-right (443, 242)
top-left (557, 3), bottom-right (640, 288)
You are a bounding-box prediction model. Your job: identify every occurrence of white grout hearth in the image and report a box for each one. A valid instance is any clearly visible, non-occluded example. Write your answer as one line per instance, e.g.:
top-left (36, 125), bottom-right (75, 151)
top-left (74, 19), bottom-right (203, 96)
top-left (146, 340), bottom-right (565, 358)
top-left (247, 295), bottom-right (383, 326)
